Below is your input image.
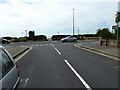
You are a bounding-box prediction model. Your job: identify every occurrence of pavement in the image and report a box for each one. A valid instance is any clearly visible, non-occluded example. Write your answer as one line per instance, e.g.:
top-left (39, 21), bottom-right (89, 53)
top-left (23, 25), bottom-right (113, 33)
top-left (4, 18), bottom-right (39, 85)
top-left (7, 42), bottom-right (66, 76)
top-left (75, 41), bottom-right (119, 60)
top-left (5, 46), bottom-right (29, 58)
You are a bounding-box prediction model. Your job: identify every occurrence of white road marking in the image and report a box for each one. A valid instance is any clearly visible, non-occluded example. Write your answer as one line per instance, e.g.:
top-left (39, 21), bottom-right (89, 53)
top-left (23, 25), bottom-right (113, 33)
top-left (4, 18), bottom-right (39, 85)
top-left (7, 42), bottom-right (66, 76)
top-left (5, 46), bottom-right (11, 47)
top-left (40, 45), bottom-right (43, 46)
top-left (115, 66), bottom-right (120, 70)
top-left (31, 45), bottom-right (34, 46)
top-left (23, 78), bottom-right (29, 87)
top-left (15, 47), bottom-right (32, 62)
top-left (55, 48), bottom-right (61, 55)
top-left (50, 44), bottom-right (55, 47)
top-left (36, 45), bottom-right (39, 46)
top-left (20, 46), bottom-right (26, 47)
top-left (34, 45), bottom-right (38, 46)
top-left (64, 60), bottom-right (92, 90)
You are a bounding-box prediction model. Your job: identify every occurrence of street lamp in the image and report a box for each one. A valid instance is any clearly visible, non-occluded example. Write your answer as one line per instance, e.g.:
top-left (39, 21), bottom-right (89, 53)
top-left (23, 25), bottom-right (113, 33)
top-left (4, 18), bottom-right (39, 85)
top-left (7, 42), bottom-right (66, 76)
top-left (26, 30), bottom-right (27, 37)
top-left (73, 8), bottom-right (75, 36)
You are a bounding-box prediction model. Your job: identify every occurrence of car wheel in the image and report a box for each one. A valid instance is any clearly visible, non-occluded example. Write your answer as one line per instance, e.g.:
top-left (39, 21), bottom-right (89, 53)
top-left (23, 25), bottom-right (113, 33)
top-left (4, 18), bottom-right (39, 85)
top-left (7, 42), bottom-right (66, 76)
top-left (5, 42), bottom-right (8, 44)
top-left (64, 40), bottom-right (67, 42)
top-left (74, 39), bottom-right (77, 42)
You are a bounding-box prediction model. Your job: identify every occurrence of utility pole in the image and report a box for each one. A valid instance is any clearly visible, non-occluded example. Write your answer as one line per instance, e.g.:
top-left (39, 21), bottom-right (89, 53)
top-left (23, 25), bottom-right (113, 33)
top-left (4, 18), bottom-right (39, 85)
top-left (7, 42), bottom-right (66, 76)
top-left (78, 29), bottom-right (80, 35)
top-left (26, 30), bottom-right (27, 37)
top-left (73, 8), bottom-right (75, 36)
top-left (58, 32), bottom-right (59, 35)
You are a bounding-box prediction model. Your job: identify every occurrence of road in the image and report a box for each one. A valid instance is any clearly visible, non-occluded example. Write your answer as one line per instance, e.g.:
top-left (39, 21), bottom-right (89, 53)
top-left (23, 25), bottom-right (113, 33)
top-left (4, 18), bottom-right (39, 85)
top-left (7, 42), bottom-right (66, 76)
top-left (3, 40), bottom-right (119, 89)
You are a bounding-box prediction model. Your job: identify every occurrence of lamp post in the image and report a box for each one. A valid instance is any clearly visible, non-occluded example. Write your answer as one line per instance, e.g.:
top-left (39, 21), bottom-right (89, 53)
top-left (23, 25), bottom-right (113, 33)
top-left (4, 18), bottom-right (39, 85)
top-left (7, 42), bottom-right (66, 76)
top-left (73, 8), bottom-right (75, 36)
top-left (26, 30), bottom-right (27, 37)
top-left (78, 29), bottom-right (79, 35)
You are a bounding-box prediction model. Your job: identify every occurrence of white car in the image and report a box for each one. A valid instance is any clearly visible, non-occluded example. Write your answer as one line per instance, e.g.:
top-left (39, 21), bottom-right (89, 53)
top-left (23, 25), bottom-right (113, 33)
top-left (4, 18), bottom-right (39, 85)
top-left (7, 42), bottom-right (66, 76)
top-left (0, 45), bottom-right (20, 89)
top-left (61, 36), bottom-right (77, 42)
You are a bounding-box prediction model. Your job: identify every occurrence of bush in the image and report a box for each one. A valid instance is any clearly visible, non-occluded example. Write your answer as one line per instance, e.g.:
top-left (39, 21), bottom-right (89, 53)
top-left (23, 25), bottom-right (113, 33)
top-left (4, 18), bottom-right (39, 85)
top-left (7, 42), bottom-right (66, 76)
top-left (33, 35), bottom-right (48, 41)
top-left (20, 38), bottom-right (27, 42)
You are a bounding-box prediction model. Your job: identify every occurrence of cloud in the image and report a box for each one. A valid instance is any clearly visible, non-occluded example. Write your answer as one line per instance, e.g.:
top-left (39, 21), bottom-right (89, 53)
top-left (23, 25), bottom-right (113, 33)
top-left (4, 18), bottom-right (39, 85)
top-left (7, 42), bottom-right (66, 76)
top-left (0, 0), bottom-right (118, 37)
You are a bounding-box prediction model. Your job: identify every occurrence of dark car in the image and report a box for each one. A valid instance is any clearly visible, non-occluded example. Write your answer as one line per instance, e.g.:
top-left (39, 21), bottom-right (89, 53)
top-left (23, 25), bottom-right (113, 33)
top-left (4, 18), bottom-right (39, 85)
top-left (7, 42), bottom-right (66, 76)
top-left (2, 39), bottom-right (11, 44)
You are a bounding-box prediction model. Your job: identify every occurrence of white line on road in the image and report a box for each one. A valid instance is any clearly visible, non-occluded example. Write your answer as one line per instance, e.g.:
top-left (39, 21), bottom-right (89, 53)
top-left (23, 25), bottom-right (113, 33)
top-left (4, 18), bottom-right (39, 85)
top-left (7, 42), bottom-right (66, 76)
top-left (31, 45), bottom-right (34, 46)
top-left (55, 48), bottom-right (61, 55)
top-left (50, 44), bottom-right (55, 47)
top-left (23, 78), bottom-right (29, 87)
top-left (64, 60), bottom-right (92, 90)
top-left (40, 45), bottom-right (43, 46)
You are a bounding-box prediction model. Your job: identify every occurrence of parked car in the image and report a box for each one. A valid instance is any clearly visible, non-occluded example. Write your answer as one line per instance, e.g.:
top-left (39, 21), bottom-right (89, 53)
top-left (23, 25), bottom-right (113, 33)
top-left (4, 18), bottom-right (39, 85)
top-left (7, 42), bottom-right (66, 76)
top-left (0, 45), bottom-right (20, 89)
top-left (2, 39), bottom-right (11, 44)
top-left (61, 36), bottom-right (77, 42)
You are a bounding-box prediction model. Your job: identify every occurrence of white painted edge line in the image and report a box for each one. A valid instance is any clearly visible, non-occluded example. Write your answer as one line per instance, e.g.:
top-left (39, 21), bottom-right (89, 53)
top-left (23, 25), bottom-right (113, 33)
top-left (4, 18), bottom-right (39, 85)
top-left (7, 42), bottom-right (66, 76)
top-left (55, 48), bottom-right (61, 55)
top-left (64, 60), bottom-right (92, 90)
top-left (23, 78), bottom-right (29, 87)
top-left (15, 47), bottom-right (32, 62)
top-left (50, 44), bottom-right (55, 47)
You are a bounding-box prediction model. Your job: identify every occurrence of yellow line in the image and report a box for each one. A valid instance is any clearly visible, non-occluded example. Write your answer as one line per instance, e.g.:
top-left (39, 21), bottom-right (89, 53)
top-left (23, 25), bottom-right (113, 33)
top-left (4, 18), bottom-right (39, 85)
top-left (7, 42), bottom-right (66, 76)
top-left (75, 45), bottom-right (119, 61)
top-left (15, 47), bottom-right (32, 62)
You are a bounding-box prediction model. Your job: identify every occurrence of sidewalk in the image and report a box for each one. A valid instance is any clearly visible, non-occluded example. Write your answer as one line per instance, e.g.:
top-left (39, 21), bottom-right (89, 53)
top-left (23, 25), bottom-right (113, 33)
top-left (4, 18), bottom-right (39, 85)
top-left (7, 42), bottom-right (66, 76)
top-left (76, 41), bottom-right (119, 59)
top-left (5, 46), bottom-right (29, 57)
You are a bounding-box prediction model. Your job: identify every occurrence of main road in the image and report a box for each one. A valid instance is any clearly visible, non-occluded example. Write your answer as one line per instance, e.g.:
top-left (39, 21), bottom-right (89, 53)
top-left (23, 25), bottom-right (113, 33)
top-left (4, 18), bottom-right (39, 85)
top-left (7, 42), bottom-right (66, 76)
top-left (3, 40), bottom-right (119, 89)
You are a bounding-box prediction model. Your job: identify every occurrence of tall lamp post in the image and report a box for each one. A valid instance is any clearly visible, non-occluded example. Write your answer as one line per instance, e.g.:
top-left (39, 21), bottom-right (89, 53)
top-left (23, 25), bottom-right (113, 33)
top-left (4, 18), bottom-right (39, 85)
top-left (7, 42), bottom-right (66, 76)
top-left (26, 30), bottom-right (27, 37)
top-left (73, 8), bottom-right (75, 36)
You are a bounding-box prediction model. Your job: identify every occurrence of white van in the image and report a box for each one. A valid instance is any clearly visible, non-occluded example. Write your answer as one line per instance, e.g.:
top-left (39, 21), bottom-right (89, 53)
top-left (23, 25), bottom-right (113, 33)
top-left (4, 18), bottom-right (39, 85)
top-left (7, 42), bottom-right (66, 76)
top-left (0, 45), bottom-right (20, 89)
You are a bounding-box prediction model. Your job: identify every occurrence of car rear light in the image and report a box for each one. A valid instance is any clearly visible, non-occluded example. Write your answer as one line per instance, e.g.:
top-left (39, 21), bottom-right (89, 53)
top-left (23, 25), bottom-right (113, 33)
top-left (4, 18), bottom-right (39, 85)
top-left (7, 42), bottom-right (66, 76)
top-left (16, 64), bottom-right (20, 77)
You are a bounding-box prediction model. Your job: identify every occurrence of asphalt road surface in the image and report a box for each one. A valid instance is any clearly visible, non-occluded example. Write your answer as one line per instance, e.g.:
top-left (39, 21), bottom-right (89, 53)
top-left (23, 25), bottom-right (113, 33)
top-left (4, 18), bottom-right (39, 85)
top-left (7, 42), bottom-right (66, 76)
top-left (3, 40), bottom-right (120, 89)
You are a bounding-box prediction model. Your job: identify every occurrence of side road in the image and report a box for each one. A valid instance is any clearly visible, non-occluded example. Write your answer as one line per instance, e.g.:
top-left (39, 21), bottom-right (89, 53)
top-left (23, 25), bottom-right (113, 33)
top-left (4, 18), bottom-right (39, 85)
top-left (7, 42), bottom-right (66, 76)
top-left (75, 41), bottom-right (119, 60)
top-left (5, 46), bottom-right (30, 59)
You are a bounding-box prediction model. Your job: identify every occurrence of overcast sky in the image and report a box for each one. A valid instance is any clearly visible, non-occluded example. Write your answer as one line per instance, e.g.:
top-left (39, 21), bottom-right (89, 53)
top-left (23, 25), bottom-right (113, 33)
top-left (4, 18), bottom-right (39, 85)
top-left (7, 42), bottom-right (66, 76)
top-left (0, 0), bottom-right (119, 38)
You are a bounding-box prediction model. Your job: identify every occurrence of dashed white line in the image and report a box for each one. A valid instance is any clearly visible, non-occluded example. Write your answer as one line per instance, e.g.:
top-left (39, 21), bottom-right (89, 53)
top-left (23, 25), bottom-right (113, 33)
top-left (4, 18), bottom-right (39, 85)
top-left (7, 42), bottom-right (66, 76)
top-left (23, 78), bottom-right (29, 87)
top-left (40, 45), bottom-right (43, 46)
top-left (64, 60), bottom-right (92, 90)
top-left (55, 48), bottom-right (61, 55)
top-left (31, 45), bottom-right (34, 46)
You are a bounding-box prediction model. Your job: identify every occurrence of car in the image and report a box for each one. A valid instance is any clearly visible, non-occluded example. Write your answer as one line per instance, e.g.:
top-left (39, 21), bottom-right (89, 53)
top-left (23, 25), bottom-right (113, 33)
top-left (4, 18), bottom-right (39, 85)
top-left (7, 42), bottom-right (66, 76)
top-left (2, 39), bottom-right (11, 44)
top-left (0, 45), bottom-right (20, 89)
top-left (61, 36), bottom-right (77, 42)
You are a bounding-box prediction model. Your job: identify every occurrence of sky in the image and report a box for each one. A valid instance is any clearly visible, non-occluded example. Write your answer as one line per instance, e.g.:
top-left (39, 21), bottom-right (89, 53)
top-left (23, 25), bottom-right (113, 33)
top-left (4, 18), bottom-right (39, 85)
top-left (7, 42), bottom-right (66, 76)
top-left (0, 0), bottom-right (119, 38)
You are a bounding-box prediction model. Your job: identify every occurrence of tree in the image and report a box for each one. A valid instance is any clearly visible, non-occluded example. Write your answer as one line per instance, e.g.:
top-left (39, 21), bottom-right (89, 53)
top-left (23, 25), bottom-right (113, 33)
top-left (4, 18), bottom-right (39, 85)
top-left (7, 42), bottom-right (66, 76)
top-left (29, 31), bottom-right (35, 40)
top-left (96, 29), bottom-right (102, 36)
top-left (97, 28), bottom-right (111, 39)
